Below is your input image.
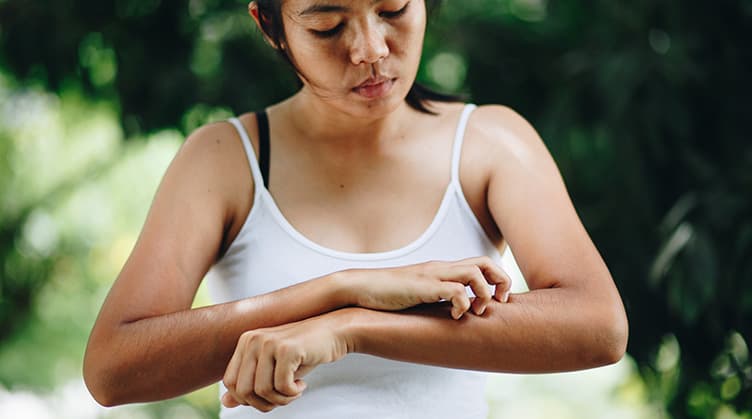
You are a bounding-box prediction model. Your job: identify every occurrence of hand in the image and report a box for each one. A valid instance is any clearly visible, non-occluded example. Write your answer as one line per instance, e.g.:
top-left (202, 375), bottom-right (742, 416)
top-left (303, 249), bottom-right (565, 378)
top-left (341, 256), bottom-right (512, 320)
top-left (221, 313), bottom-right (350, 412)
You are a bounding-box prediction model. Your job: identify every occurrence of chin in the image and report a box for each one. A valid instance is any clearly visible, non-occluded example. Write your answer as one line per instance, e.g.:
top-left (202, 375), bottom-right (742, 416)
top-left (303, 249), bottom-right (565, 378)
top-left (348, 97), bottom-right (404, 119)
top-left (344, 84), bottom-right (411, 119)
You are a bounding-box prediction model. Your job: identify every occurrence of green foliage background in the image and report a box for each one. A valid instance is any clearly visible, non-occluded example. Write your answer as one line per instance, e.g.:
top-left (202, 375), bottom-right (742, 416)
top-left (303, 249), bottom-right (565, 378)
top-left (0, 0), bottom-right (750, 417)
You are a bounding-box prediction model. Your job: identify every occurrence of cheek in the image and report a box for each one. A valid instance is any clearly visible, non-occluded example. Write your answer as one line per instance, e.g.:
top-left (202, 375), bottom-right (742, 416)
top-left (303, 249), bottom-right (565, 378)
top-left (390, 13), bottom-right (426, 60)
top-left (285, 32), bottom-right (341, 75)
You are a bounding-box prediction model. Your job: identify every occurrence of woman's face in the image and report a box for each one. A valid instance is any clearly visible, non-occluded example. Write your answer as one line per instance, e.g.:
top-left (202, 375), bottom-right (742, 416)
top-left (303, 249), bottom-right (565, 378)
top-left (279, 0), bottom-right (427, 117)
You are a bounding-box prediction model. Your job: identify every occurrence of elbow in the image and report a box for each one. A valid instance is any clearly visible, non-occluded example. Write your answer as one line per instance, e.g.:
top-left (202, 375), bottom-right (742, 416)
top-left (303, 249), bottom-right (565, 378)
top-left (83, 371), bottom-right (110, 406)
top-left (87, 387), bottom-right (119, 408)
top-left (83, 358), bottom-right (117, 407)
top-left (588, 305), bottom-right (629, 367)
top-left (84, 343), bottom-right (127, 407)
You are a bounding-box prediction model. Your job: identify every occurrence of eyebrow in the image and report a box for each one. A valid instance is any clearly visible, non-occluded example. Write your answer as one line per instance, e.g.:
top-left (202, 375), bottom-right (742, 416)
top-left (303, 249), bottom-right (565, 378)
top-left (298, 1), bottom-right (384, 16)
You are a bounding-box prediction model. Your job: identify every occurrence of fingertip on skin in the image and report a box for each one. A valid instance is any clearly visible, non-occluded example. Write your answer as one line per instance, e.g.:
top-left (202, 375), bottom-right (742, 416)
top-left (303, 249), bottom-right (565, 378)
top-left (493, 288), bottom-right (510, 303)
top-left (471, 301), bottom-right (485, 316)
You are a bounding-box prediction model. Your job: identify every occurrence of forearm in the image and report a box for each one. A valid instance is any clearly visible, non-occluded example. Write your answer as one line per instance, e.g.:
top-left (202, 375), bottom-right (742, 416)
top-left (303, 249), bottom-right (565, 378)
top-left (342, 287), bottom-right (628, 373)
top-left (84, 273), bottom-right (348, 406)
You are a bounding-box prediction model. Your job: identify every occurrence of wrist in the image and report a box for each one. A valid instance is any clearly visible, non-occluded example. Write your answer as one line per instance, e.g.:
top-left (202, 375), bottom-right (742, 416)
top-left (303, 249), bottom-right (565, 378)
top-left (328, 307), bottom-right (370, 355)
top-left (326, 269), bottom-right (361, 308)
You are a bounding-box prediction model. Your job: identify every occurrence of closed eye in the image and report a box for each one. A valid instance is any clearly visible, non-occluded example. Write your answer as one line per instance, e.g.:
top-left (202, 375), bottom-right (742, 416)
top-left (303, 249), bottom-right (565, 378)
top-left (311, 22), bottom-right (345, 38)
top-left (380, 1), bottom-right (410, 19)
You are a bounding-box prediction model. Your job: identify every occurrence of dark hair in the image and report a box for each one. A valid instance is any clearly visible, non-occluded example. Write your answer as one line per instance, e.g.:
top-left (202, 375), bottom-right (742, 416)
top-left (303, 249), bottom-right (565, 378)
top-left (254, 0), bottom-right (462, 114)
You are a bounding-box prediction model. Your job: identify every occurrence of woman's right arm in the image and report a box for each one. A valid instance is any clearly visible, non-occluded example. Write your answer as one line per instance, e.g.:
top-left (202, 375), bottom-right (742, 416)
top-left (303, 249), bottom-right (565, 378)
top-left (83, 121), bottom-right (357, 406)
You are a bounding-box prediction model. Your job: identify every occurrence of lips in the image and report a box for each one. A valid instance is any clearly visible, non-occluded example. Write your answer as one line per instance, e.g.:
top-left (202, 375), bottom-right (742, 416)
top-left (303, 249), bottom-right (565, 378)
top-left (353, 76), bottom-right (395, 99)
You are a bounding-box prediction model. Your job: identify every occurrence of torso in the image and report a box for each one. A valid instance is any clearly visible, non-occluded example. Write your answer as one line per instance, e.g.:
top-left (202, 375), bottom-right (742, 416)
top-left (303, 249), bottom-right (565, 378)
top-left (218, 101), bottom-right (504, 258)
top-left (209, 102), bottom-right (506, 419)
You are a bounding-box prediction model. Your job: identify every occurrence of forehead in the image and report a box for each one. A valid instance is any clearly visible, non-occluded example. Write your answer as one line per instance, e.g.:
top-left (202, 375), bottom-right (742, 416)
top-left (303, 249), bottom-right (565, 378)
top-left (284, 0), bottom-right (388, 16)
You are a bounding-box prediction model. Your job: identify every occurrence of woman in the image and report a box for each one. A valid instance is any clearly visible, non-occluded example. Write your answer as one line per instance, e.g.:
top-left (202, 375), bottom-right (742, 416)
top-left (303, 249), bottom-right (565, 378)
top-left (83, 0), bottom-right (628, 418)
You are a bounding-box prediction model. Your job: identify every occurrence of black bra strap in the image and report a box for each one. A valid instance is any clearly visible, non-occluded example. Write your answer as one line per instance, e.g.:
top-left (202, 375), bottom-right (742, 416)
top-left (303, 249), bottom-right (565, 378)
top-left (255, 111), bottom-right (270, 188)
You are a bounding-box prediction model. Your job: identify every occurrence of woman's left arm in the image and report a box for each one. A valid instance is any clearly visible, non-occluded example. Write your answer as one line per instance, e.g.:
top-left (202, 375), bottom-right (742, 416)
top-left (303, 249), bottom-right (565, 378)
top-left (344, 104), bottom-right (628, 372)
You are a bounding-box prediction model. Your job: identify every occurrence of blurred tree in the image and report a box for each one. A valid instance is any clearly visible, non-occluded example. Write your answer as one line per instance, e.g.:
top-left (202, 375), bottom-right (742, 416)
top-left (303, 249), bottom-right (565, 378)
top-left (0, 129), bottom-right (55, 342)
top-left (0, 0), bottom-right (297, 136)
top-left (0, 0), bottom-right (750, 417)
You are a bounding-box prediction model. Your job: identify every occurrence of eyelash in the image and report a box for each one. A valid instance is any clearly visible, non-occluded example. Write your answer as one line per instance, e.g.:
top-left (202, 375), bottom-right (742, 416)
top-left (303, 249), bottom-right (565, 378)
top-left (380, 1), bottom-right (410, 19)
top-left (312, 1), bottom-right (411, 39)
top-left (314, 23), bottom-right (345, 38)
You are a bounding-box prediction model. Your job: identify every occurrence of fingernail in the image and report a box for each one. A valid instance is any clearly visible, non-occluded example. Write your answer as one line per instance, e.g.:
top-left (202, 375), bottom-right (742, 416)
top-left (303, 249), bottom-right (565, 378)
top-left (502, 292), bottom-right (510, 303)
top-left (479, 306), bottom-right (486, 315)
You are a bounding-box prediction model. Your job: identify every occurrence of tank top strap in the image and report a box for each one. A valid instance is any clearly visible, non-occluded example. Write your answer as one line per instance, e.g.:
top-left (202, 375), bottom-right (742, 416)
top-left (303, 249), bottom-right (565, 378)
top-left (451, 104), bottom-right (478, 185)
top-left (228, 117), bottom-right (266, 196)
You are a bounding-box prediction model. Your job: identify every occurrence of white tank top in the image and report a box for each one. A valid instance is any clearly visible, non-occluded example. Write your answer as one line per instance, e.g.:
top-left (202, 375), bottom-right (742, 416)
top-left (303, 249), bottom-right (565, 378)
top-left (207, 104), bottom-right (505, 419)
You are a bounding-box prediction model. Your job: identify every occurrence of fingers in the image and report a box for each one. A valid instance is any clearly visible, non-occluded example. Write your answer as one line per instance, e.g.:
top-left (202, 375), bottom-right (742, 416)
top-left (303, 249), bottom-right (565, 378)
top-left (430, 257), bottom-right (513, 319)
top-left (464, 266), bottom-right (493, 315)
top-left (224, 350), bottom-right (278, 412)
top-left (255, 352), bottom-right (300, 406)
top-left (437, 281), bottom-right (471, 319)
top-left (230, 351), bottom-right (260, 407)
top-left (461, 257), bottom-right (513, 303)
top-left (273, 346), bottom-right (307, 397)
top-left (222, 333), bottom-right (303, 412)
top-left (437, 265), bottom-right (491, 316)
top-left (222, 342), bottom-right (241, 400)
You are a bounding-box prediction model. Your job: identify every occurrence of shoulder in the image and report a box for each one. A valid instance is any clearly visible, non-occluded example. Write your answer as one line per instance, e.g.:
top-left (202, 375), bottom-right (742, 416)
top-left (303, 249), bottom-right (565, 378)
top-left (464, 104), bottom-right (557, 178)
top-left (467, 105), bottom-right (545, 156)
top-left (181, 118), bottom-right (253, 160)
top-left (178, 116), bottom-right (260, 177)
top-left (170, 118), bottom-right (257, 220)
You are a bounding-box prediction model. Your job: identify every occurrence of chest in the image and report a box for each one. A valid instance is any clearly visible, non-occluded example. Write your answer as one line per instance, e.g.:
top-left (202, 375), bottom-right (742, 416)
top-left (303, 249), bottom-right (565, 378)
top-left (223, 107), bottom-right (504, 256)
top-left (271, 134), bottom-right (454, 252)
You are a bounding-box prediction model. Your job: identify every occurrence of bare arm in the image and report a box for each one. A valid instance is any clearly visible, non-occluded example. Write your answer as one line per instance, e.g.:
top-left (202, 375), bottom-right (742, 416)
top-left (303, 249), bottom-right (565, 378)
top-left (82, 121), bottom-right (354, 405)
top-left (221, 284), bottom-right (625, 411)
top-left (345, 105), bottom-right (628, 372)
top-left (86, 276), bottom-right (354, 406)
top-left (346, 287), bottom-right (625, 373)
top-left (349, 106), bottom-right (628, 369)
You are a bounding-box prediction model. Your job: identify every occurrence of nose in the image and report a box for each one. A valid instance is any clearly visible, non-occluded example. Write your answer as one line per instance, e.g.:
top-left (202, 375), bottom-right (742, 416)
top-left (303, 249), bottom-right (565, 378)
top-left (349, 22), bottom-right (389, 65)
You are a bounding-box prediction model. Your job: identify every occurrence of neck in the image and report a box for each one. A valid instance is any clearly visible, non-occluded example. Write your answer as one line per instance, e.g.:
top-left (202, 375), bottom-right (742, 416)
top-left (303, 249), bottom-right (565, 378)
top-left (279, 88), bottom-right (415, 153)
